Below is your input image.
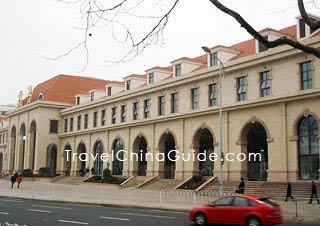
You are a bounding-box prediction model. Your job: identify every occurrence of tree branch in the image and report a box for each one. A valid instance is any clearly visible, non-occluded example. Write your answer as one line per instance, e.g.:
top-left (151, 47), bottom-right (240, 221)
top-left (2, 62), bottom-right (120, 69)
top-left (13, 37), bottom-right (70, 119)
top-left (209, 0), bottom-right (320, 58)
top-left (298, 0), bottom-right (320, 30)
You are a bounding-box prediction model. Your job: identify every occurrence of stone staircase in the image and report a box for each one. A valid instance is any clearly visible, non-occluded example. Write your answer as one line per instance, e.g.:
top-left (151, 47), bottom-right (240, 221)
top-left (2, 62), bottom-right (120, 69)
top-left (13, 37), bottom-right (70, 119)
top-left (121, 176), bottom-right (152, 188)
top-left (53, 176), bottom-right (85, 185)
top-left (199, 181), bottom-right (320, 200)
top-left (140, 178), bottom-right (183, 190)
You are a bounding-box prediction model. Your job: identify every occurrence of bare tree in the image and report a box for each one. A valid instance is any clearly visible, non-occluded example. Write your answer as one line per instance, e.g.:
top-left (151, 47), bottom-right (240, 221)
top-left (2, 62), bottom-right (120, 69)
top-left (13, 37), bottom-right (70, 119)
top-left (47, 0), bottom-right (320, 72)
top-left (209, 0), bottom-right (320, 58)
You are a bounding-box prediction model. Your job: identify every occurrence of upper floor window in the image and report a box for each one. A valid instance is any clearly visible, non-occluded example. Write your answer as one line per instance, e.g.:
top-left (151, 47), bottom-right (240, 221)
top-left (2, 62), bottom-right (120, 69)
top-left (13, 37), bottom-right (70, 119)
top-left (209, 52), bottom-right (218, 66)
top-left (149, 73), bottom-right (154, 84)
top-left (133, 102), bottom-right (139, 120)
top-left (101, 110), bottom-right (106, 126)
top-left (121, 105), bottom-right (126, 123)
top-left (76, 96), bottom-right (80, 105)
top-left (69, 118), bottom-right (74, 132)
top-left (90, 92), bottom-right (94, 101)
top-left (175, 64), bottom-right (182, 77)
top-left (209, 84), bottom-right (217, 106)
top-left (112, 107), bottom-right (117, 124)
top-left (158, 96), bottom-right (165, 116)
top-left (191, 88), bottom-right (199, 110)
top-left (237, 76), bottom-right (247, 101)
top-left (144, 99), bottom-right (150, 118)
top-left (77, 115), bottom-right (81, 130)
top-left (93, 111), bottom-right (98, 127)
top-left (50, 120), bottom-right (58, 133)
top-left (84, 114), bottom-right (88, 129)
top-left (171, 93), bottom-right (178, 113)
top-left (258, 36), bottom-right (268, 52)
top-left (107, 87), bottom-right (112, 96)
top-left (300, 61), bottom-right (313, 90)
top-left (64, 118), bottom-right (68, 133)
top-left (260, 71), bottom-right (271, 97)
top-left (126, 80), bottom-right (131, 90)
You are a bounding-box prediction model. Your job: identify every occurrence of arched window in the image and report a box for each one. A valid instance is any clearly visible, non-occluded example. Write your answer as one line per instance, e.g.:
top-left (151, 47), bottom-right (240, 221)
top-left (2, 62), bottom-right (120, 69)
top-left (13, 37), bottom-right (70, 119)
top-left (298, 116), bottom-right (319, 180)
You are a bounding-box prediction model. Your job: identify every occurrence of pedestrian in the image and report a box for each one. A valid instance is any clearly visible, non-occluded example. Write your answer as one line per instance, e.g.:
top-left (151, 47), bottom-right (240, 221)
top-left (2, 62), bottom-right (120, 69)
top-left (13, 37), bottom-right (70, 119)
top-left (85, 168), bottom-right (89, 177)
top-left (10, 174), bottom-right (16, 189)
top-left (238, 178), bottom-right (245, 194)
top-left (284, 182), bottom-right (294, 201)
top-left (16, 174), bottom-right (23, 188)
top-left (308, 181), bottom-right (320, 204)
top-left (91, 167), bottom-right (95, 176)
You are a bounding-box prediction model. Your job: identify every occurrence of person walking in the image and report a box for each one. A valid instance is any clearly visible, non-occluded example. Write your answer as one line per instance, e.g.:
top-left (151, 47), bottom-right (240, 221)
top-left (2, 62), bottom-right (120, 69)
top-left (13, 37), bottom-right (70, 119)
top-left (238, 178), bottom-right (245, 194)
top-left (284, 182), bottom-right (294, 201)
top-left (10, 174), bottom-right (17, 189)
top-left (308, 181), bottom-right (320, 204)
top-left (91, 167), bottom-right (95, 176)
top-left (16, 174), bottom-right (23, 188)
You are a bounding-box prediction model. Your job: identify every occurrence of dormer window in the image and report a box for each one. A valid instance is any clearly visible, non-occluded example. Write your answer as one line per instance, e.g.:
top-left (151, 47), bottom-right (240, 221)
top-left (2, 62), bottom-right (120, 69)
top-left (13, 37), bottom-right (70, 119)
top-left (90, 92), bottom-right (94, 101)
top-left (37, 93), bottom-right (44, 100)
top-left (107, 87), bottom-right (112, 96)
top-left (175, 64), bottom-right (182, 77)
top-left (258, 36), bottom-right (268, 52)
top-left (149, 73), bottom-right (154, 84)
top-left (297, 16), bottom-right (319, 39)
top-left (76, 96), bottom-right (80, 105)
top-left (126, 80), bottom-right (131, 90)
top-left (209, 52), bottom-right (218, 66)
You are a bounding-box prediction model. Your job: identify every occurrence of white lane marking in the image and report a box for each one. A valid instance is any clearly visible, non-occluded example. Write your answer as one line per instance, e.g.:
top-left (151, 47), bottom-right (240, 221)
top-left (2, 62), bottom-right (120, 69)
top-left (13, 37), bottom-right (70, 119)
top-left (28, 209), bottom-right (52, 213)
top-left (32, 204), bottom-right (72, 210)
top-left (58, 220), bottom-right (89, 225)
top-left (0, 212), bottom-right (10, 215)
top-left (118, 212), bottom-right (175, 219)
top-left (0, 199), bottom-right (23, 203)
top-left (99, 216), bottom-right (130, 221)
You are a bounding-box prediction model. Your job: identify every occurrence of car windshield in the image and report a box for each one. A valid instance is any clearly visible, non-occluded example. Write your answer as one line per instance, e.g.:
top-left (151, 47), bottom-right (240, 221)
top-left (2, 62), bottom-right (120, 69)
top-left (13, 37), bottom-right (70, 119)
top-left (258, 198), bottom-right (279, 207)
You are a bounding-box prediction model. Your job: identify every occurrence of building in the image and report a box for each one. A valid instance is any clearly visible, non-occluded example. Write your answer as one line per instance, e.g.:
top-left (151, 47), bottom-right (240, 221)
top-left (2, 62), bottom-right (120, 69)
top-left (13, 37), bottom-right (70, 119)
top-left (0, 117), bottom-right (9, 174)
top-left (4, 18), bottom-right (320, 182)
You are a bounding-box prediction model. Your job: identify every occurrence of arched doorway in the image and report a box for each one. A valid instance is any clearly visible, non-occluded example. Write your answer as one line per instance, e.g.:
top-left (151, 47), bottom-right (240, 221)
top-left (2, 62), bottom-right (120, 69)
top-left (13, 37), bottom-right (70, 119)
top-left (133, 136), bottom-right (147, 176)
top-left (159, 132), bottom-right (176, 179)
top-left (193, 128), bottom-right (214, 176)
top-left (112, 138), bottom-right (124, 175)
top-left (0, 153), bottom-right (3, 174)
top-left (298, 115), bottom-right (319, 180)
top-left (63, 144), bottom-right (72, 175)
top-left (47, 144), bottom-right (57, 178)
top-left (28, 121), bottom-right (37, 170)
top-left (10, 126), bottom-right (17, 171)
top-left (77, 143), bottom-right (86, 177)
top-left (245, 123), bottom-right (268, 181)
top-left (18, 124), bottom-right (26, 170)
top-left (93, 140), bottom-right (103, 175)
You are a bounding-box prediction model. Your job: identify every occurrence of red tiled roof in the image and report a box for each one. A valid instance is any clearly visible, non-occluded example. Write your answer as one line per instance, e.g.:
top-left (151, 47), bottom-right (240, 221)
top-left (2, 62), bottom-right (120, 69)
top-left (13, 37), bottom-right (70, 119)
top-left (123, 74), bottom-right (147, 79)
top-left (171, 56), bottom-right (205, 64)
top-left (146, 66), bottom-right (173, 72)
top-left (23, 74), bottom-right (111, 105)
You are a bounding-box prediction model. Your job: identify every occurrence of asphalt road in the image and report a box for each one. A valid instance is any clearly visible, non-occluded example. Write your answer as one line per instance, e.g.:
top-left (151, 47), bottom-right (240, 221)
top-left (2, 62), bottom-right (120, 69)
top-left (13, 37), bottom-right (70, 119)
top-left (0, 198), bottom-right (318, 226)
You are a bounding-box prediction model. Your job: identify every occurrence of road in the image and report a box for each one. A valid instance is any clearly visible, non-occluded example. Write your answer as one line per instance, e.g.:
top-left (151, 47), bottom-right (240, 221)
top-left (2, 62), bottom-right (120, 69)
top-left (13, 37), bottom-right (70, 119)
top-left (0, 198), bottom-right (318, 226)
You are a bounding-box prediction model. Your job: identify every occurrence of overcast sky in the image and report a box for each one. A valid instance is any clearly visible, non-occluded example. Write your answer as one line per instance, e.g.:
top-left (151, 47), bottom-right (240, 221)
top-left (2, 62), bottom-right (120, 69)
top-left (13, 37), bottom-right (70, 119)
top-left (0, 0), bottom-right (319, 105)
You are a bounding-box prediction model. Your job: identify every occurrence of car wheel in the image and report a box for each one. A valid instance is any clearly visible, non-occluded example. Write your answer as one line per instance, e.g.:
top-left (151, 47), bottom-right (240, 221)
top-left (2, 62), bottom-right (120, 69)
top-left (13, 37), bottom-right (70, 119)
top-left (194, 213), bottom-right (207, 226)
top-left (247, 217), bottom-right (261, 226)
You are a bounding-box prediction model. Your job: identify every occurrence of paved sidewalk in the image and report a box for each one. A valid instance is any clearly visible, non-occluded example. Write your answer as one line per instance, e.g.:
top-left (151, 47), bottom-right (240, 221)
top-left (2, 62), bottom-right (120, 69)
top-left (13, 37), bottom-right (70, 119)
top-left (0, 179), bottom-right (319, 222)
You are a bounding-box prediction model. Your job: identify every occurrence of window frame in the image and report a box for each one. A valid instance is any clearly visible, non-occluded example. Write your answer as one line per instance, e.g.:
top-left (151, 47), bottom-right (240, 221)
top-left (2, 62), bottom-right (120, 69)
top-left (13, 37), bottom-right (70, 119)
top-left (144, 99), bottom-right (150, 118)
top-left (237, 76), bottom-right (247, 101)
top-left (175, 64), bottom-right (182, 77)
top-left (209, 83), bottom-right (217, 106)
top-left (191, 87), bottom-right (199, 110)
top-left (133, 102), bottom-right (139, 120)
top-left (121, 105), bottom-right (126, 123)
top-left (112, 107), bottom-right (117, 124)
top-left (93, 111), bottom-right (98, 128)
top-left (300, 61), bottom-right (313, 90)
top-left (84, 114), bottom-right (88, 129)
top-left (171, 93), bottom-right (178, 113)
top-left (260, 71), bottom-right (271, 97)
top-left (77, 115), bottom-right (81, 130)
top-left (101, 109), bottom-right (106, 126)
top-left (158, 96), bottom-right (165, 116)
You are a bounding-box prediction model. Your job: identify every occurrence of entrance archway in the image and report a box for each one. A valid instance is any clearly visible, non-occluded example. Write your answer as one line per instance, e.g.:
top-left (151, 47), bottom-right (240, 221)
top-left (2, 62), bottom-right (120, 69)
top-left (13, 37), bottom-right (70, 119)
top-left (10, 126), bottom-right (16, 170)
top-left (298, 115), bottom-right (319, 180)
top-left (244, 123), bottom-right (268, 181)
top-left (77, 143), bottom-right (86, 177)
top-left (112, 138), bottom-right (124, 175)
top-left (132, 136), bottom-right (147, 176)
top-left (193, 128), bottom-right (214, 176)
top-left (63, 144), bottom-right (72, 175)
top-left (28, 121), bottom-right (37, 170)
top-left (0, 153), bottom-right (3, 174)
top-left (18, 124), bottom-right (26, 170)
top-left (46, 144), bottom-right (57, 178)
top-left (159, 132), bottom-right (176, 179)
top-left (93, 140), bottom-right (103, 175)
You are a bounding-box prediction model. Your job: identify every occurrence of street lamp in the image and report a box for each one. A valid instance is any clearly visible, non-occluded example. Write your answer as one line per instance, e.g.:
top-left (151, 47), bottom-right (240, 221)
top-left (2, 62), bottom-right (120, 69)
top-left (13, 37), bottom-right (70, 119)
top-left (202, 46), bottom-right (225, 196)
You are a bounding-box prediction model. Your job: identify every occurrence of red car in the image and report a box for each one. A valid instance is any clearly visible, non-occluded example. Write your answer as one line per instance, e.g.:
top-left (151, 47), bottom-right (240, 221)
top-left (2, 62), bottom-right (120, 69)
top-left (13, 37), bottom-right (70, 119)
top-left (189, 194), bottom-right (282, 226)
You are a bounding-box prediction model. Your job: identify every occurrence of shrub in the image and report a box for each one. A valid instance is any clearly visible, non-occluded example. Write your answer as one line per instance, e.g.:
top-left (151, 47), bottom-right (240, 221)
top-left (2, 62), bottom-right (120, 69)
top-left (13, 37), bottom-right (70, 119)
top-left (38, 167), bottom-right (49, 176)
top-left (192, 175), bottom-right (203, 183)
top-left (85, 175), bottom-right (102, 183)
top-left (21, 169), bottom-right (33, 177)
top-left (102, 168), bottom-right (112, 179)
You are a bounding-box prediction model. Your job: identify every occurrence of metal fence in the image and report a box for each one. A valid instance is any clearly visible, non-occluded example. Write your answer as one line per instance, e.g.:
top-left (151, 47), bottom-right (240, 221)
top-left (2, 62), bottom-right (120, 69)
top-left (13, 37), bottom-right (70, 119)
top-left (0, 180), bottom-right (319, 221)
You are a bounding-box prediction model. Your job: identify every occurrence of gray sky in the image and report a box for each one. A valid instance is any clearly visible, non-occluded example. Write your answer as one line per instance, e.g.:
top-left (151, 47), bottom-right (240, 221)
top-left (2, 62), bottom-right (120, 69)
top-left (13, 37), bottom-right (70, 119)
top-left (0, 0), bottom-right (319, 105)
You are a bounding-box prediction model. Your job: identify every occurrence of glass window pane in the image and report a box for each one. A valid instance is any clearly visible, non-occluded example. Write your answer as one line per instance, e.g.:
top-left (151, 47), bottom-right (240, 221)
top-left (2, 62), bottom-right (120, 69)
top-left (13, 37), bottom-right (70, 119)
top-left (233, 197), bottom-right (249, 206)
top-left (214, 197), bottom-right (233, 206)
top-left (299, 136), bottom-right (309, 155)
